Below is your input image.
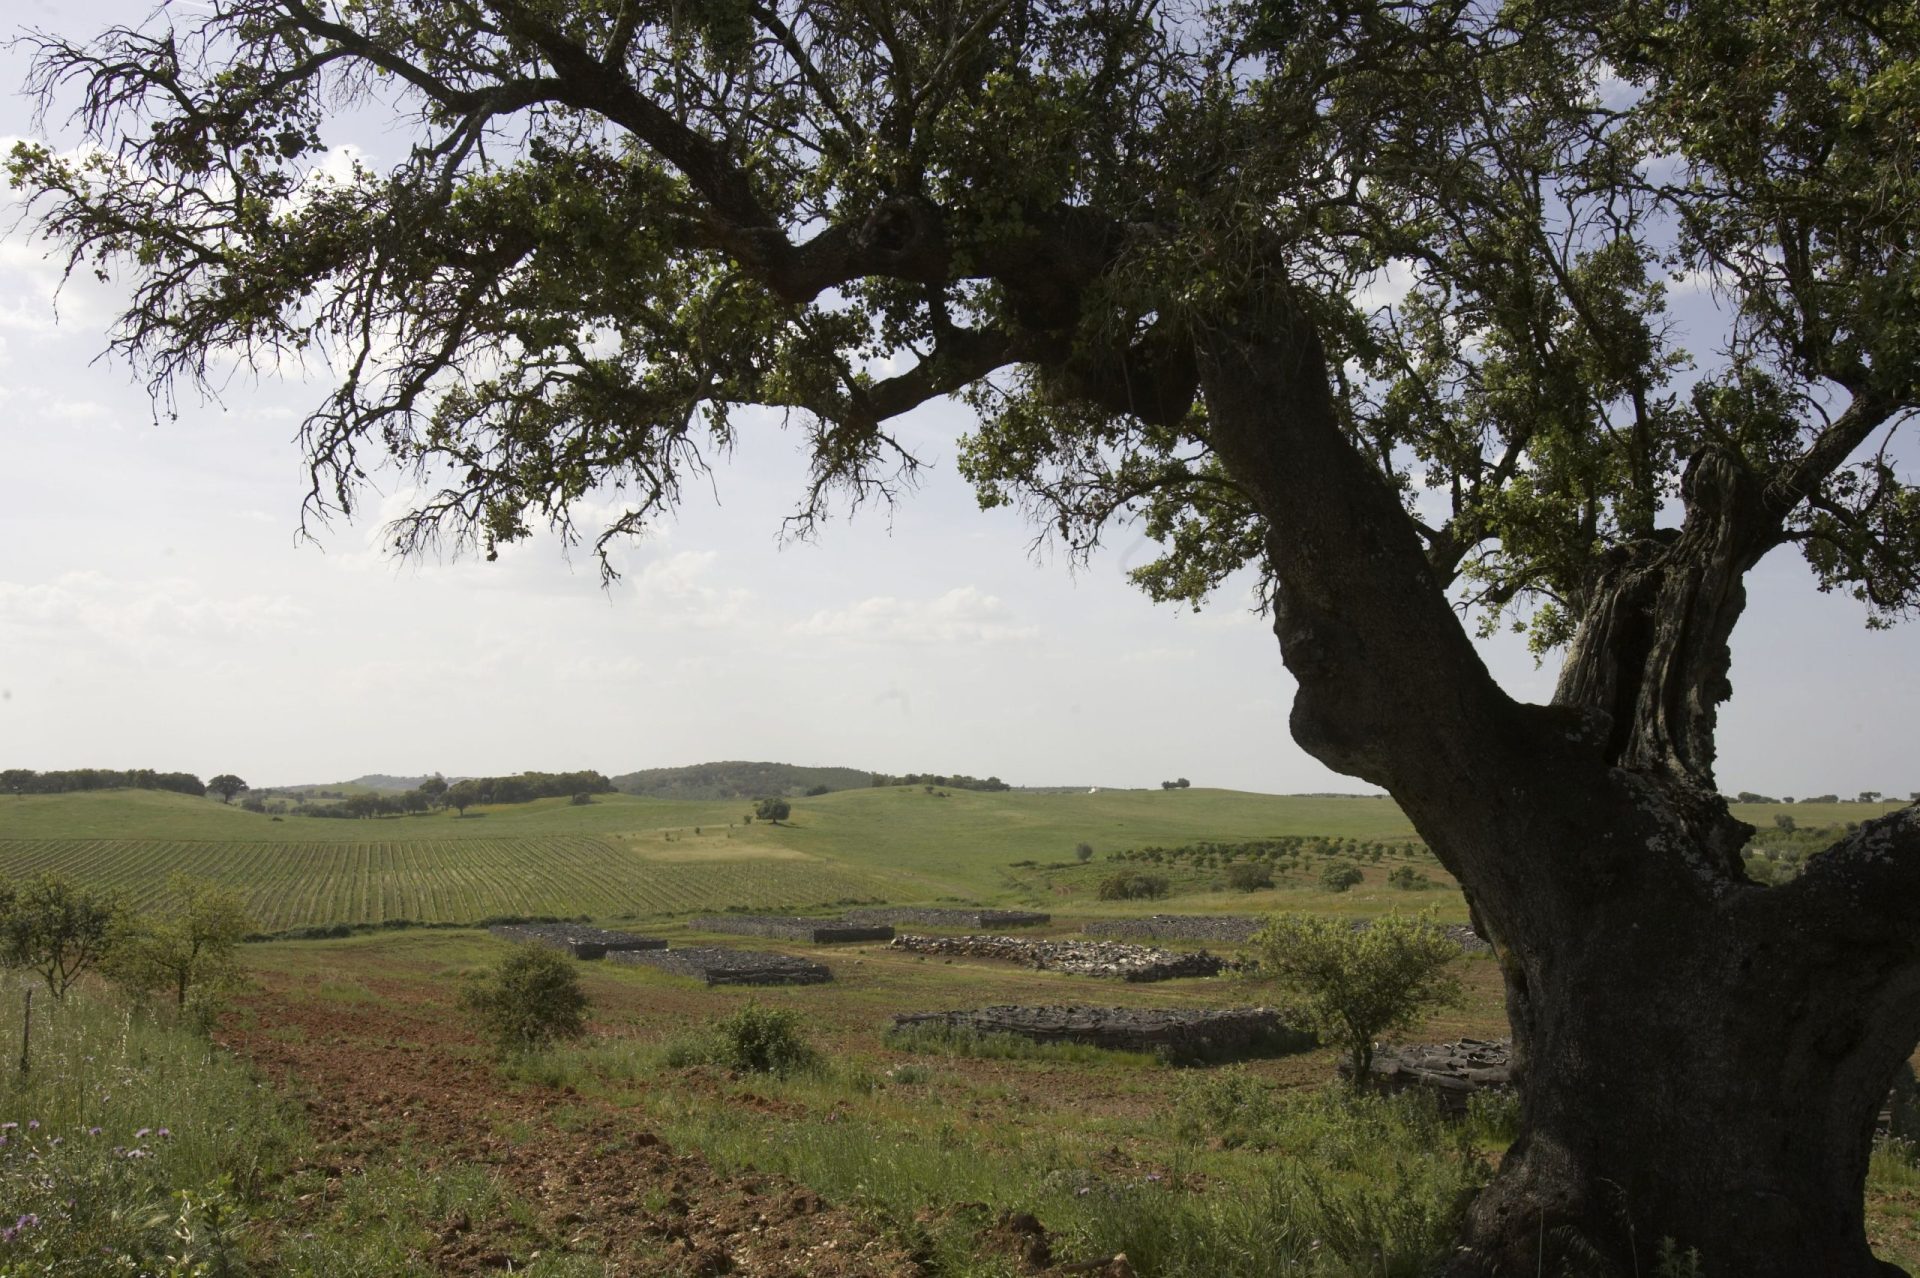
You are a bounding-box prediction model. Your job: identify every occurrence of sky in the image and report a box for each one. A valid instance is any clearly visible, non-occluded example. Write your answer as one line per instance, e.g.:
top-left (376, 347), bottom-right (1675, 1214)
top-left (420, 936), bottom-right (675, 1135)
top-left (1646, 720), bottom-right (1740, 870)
top-left (0, 5), bottom-right (1913, 797)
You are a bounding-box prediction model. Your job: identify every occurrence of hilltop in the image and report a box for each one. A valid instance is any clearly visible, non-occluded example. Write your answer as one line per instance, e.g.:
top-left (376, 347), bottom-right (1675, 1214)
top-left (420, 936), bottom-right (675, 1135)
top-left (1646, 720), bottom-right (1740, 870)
top-left (610, 760), bottom-right (873, 800)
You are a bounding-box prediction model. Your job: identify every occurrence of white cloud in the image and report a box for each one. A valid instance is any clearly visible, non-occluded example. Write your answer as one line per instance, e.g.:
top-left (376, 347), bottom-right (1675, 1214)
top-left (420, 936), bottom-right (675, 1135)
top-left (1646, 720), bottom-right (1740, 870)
top-left (789, 585), bottom-right (1038, 646)
top-left (0, 571), bottom-right (309, 648)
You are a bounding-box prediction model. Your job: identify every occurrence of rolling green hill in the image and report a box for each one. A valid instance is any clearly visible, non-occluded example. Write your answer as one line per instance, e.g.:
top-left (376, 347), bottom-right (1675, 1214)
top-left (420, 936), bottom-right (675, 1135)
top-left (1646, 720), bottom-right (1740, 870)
top-left (0, 787), bottom-right (1901, 933)
top-left (611, 760), bottom-right (874, 800)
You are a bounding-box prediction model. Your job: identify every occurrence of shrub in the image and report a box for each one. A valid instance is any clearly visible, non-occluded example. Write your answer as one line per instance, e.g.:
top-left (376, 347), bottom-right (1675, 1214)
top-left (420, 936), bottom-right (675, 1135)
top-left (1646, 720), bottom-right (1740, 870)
top-left (1098, 870), bottom-right (1170, 901)
top-left (1074, 842), bottom-right (1094, 863)
top-left (460, 946), bottom-right (590, 1056)
top-left (1386, 866), bottom-right (1434, 891)
top-left (714, 1002), bottom-right (816, 1076)
top-left (755, 796), bottom-right (791, 822)
top-left (1224, 862), bottom-right (1274, 892)
top-left (106, 875), bottom-right (254, 1017)
top-left (570, 792), bottom-right (594, 805)
top-left (1254, 912), bottom-right (1464, 1082)
top-left (1319, 863), bottom-right (1365, 893)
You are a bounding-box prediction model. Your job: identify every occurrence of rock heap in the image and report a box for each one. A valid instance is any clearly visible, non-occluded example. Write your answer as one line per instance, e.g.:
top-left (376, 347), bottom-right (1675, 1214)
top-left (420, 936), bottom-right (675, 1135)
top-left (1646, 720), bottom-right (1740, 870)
top-left (890, 933), bottom-right (1230, 981)
top-left (609, 946), bottom-right (833, 986)
top-left (687, 915), bottom-right (895, 943)
top-left (487, 923), bottom-right (667, 960)
top-left (845, 907), bottom-right (1052, 929)
top-left (1339, 1037), bottom-right (1514, 1114)
top-left (891, 1004), bottom-right (1298, 1057)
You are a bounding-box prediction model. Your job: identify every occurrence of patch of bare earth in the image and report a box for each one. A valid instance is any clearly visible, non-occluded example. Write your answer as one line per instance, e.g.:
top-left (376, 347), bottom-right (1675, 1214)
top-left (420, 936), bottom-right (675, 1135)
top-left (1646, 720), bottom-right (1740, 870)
top-left (223, 980), bottom-right (922, 1276)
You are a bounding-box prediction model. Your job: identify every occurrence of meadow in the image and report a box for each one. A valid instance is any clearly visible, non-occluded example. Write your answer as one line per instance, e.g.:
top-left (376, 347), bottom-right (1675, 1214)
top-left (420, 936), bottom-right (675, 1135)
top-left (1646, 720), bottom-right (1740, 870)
top-left (1, 785), bottom-right (1916, 1273)
top-left (0, 786), bottom-right (1893, 933)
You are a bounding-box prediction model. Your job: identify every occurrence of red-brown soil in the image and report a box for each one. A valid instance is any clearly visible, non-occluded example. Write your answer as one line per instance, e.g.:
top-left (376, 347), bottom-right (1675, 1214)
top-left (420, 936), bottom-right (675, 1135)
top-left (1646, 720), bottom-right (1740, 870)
top-left (225, 978), bottom-right (925, 1276)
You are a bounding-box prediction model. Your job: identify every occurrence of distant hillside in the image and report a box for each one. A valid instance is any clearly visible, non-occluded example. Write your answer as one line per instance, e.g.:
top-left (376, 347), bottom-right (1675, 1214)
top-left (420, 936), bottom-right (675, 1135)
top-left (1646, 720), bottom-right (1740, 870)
top-left (350, 774), bottom-right (440, 792)
top-left (612, 760), bottom-right (872, 800)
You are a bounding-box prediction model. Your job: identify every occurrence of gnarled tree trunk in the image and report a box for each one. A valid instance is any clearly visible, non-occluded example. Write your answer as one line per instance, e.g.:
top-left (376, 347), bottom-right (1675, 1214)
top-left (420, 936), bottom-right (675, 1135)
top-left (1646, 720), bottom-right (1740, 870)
top-left (1195, 302), bottom-right (1920, 1276)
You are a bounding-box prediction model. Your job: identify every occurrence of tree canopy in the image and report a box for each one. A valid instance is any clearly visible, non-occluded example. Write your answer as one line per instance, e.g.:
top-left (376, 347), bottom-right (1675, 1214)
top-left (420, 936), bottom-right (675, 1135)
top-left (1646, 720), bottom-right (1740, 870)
top-left (10, 0), bottom-right (1913, 628)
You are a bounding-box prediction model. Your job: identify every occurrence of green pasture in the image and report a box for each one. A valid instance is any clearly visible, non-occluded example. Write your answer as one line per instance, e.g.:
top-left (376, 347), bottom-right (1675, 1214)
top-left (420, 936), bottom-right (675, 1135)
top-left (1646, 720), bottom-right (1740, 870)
top-left (0, 788), bottom-right (1901, 933)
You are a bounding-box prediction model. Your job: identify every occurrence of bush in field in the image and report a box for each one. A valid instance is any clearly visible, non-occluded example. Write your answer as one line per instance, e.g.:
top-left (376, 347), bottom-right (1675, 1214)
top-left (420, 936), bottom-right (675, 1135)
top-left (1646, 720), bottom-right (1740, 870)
top-left (460, 946), bottom-right (590, 1056)
top-left (1387, 866), bottom-right (1435, 891)
top-left (755, 796), bottom-right (791, 823)
top-left (1255, 912), bottom-right (1464, 1082)
top-left (1075, 842), bottom-right (1095, 863)
top-left (1225, 862), bottom-right (1274, 892)
top-left (0, 875), bottom-right (125, 1000)
top-left (1320, 863), bottom-right (1365, 893)
top-left (108, 876), bottom-right (254, 1015)
top-left (1098, 870), bottom-right (1170, 901)
top-left (715, 1002), bottom-right (816, 1076)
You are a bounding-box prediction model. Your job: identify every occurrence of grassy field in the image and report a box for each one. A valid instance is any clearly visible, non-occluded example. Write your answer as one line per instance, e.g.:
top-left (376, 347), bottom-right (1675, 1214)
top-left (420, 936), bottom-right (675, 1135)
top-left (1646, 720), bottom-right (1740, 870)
top-left (0, 788), bottom-right (1901, 932)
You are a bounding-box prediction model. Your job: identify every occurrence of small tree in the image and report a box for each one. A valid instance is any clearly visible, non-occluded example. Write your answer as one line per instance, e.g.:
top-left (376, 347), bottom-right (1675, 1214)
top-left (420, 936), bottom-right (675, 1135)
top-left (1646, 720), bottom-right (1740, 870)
top-left (0, 875), bottom-right (124, 1000)
top-left (446, 779), bottom-right (481, 816)
top-left (461, 945), bottom-right (590, 1057)
top-left (1175, 778), bottom-right (1191, 789)
top-left (1074, 841), bottom-right (1094, 863)
top-left (1774, 813), bottom-right (1797, 833)
top-left (206, 774), bottom-right (248, 805)
top-left (1255, 912), bottom-right (1465, 1084)
top-left (754, 797), bottom-right (791, 823)
top-left (1225, 862), bottom-right (1274, 892)
top-left (110, 875), bottom-right (254, 1010)
top-left (1320, 863), bottom-right (1365, 893)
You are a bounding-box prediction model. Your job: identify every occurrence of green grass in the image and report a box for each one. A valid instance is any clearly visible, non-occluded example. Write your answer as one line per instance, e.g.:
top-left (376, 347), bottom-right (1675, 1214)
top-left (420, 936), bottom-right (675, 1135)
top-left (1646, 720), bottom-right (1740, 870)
top-left (8, 787), bottom-right (1884, 933)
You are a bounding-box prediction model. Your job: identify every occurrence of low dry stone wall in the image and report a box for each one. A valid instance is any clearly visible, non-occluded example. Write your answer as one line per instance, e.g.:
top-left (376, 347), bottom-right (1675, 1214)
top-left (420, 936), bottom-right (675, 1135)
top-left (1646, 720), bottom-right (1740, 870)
top-left (610, 946), bottom-right (832, 986)
top-left (688, 915), bottom-right (895, 943)
top-left (487, 923), bottom-right (668, 960)
top-left (890, 933), bottom-right (1230, 981)
top-left (892, 1004), bottom-right (1294, 1056)
top-left (1081, 915), bottom-right (1264, 944)
top-left (845, 907), bottom-right (1051, 929)
top-left (1084, 915), bottom-right (1492, 954)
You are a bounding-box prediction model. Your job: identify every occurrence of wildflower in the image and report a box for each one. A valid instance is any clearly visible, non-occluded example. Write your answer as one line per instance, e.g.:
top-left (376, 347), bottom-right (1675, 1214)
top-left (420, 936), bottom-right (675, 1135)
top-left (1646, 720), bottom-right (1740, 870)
top-left (157, 1128), bottom-right (170, 1139)
top-left (1, 1123), bottom-right (16, 1132)
top-left (134, 1128), bottom-right (151, 1140)
top-left (47, 1137), bottom-right (61, 1148)
top-left (86, 1127), bottom-right (101, 1137)
top-left (25, 1121), bottom-right (37, 1131)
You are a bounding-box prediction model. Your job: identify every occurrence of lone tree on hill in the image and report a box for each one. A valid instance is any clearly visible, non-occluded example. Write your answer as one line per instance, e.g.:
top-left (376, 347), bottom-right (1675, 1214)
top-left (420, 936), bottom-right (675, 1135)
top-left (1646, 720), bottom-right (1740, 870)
top-left (206, 774), bottom-right (247, 805)
top-left (754, 797), bottom-right (791, 824)
top-left (11, 3), bottom-right (1920, 1272)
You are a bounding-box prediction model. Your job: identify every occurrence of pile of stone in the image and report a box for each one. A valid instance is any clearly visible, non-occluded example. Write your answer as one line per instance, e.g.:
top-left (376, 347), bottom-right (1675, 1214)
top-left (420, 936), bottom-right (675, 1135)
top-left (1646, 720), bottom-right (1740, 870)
top-left (1082, 915), bottom-right (1264, 944)
top-left (487, 923), bottom-right (667, 960)
top-left (1339, 1037), bottom-right (1514, 1115)
top-left (890, 933), bottom-right (1229, 982)
top-left (892, 1004), bottom-right (1296, 1056)
top-left (845, 907), bottom-right (1051, 929)
top-left (609, 946), bottom-right (832, 986)
top-left (687, 914), bottom-right (895, 943)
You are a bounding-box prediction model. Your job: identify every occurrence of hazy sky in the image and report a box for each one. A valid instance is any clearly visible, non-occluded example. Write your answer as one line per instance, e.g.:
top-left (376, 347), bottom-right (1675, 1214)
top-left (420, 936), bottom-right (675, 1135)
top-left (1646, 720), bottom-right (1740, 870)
top-left (0, 6), bottom-right (1913, 796)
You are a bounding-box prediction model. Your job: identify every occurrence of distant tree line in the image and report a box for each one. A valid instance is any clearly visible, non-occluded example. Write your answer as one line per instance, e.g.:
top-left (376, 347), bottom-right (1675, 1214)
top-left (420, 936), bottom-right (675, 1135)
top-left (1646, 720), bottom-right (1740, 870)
top-left (1727, 790), bottom-right (1906, 805)
top-left (296, 770), bottom-right (613, 819)
top-left (1, 768), bottom-right (208, 797)
top-left (869, 772), bottom-right (1010, 791)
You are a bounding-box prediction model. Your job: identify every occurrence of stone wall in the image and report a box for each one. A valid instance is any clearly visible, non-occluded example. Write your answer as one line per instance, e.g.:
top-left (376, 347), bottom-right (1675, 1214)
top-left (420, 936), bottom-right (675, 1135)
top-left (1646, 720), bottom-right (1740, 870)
top-left (845, 907), bottom-right (1051, 929)
top-left (1081, 915), bottom-right (1264, 943)
top-left (891, 1004), bottom-right (1298, 1058)
top-left (487, 923), bottom-right (668, 960)
top-left (687, 915), bottom-right (895, 943)
top-left (890, 933), bottom-right (1231, 981)
top-left (609, 946), bottom-right (832, 986)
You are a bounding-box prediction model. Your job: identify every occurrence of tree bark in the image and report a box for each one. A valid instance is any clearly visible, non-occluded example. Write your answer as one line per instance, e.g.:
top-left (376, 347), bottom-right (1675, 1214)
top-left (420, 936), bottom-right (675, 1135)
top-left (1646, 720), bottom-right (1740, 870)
top-left (1194, 299), bottom-right (1920, 1276)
